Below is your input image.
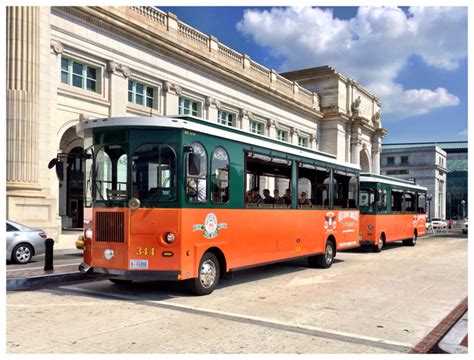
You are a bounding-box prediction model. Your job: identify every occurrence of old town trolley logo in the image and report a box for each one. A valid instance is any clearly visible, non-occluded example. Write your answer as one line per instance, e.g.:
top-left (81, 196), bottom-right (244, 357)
top-left (324, 211), bottom-right (337, 231)
top-left (193, 213), bottom-right (227, 239)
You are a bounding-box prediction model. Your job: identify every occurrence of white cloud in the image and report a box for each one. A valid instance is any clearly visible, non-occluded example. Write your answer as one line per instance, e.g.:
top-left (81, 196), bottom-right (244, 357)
top-left (457, 129), bottom-right (468, 137)
top-left (236, 6), bottom-right (466, 120)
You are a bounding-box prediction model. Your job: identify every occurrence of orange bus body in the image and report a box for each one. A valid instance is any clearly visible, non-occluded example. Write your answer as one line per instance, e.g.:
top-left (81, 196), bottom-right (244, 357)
top-left (359, 213), bottom-right (427, 247)
top-left (84, 208), bottom-right (360, 280)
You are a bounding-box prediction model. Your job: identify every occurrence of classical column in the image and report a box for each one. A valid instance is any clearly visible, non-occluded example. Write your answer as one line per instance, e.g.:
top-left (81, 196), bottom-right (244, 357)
top-left (163, 81), bottom-right (181, 116)
top-left (239, 109), bottom-right (251, 131)
top-left (7, 6), bottom-right (40, 190)
top-left (267, 119), bottom-right (276, 139)
top-left (108, 60), bottom-right (130, 116)
top-left (351, 137), bottom-right (361, 166)
top-left (205, 96), bottom-right (219, 121)
top-left (371, 143), bottom-right (381, 174)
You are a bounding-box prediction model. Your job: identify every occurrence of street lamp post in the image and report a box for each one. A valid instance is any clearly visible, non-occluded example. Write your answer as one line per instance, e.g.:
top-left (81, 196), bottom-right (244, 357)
top-left (427, 194), bottom-right (433, 220)
top-left (461, 200), bottom-right (466, 219)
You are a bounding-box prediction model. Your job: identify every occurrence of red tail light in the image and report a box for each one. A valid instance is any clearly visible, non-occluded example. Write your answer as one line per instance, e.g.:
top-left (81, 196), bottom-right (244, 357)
top-left (39, 232), bottom-right (47, 238)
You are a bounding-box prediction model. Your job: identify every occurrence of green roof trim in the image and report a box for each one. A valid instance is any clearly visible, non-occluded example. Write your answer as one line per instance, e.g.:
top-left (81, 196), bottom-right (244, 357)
top-left (382, 141), bottom-right (467, 151)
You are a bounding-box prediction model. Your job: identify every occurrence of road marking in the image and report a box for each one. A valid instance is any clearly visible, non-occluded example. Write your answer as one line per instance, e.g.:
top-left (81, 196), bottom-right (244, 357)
top-left (56, 285), bottom-right (412, 353)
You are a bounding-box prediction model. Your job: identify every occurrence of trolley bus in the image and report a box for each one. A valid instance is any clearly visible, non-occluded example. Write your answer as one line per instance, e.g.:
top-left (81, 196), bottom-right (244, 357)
top-left (69, 115), bottom-right (360, 295)
top-left (359, 173), bottom-right (427, 252)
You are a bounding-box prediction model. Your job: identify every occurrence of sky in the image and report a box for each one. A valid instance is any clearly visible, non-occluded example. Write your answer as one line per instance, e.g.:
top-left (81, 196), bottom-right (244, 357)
top-left (160, 6), bottom-right (467, 144)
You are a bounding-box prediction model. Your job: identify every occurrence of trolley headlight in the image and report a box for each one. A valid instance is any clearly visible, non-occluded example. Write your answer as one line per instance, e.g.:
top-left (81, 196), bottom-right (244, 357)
top-left (165, 232), bottom-right (176, 244)
top-left (104, 248), bottom-right (115, 260)
top-left (368, 224), bottom-right (374, 230)
top-left (128, 197), bottom-right (141, 210)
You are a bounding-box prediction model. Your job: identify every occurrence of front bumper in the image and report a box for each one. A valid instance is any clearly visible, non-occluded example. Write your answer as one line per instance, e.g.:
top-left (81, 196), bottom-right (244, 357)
top-left (79, 262), bottom-right (180, 281)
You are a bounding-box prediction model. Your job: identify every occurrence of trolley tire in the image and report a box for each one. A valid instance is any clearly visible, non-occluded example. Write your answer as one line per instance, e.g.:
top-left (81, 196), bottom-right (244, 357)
top-left (372, 236), bottom-right (384, 253)
top-left (187, 252), bottom-right (220, 296)
top-left (403, 232), bottom-right (417, 247)
top-left (307, 240), bottom-right (335, 269)
top-left (11, 243), bottom-right (34, 264)
top-left (109, 278), bottom-right (133, 285)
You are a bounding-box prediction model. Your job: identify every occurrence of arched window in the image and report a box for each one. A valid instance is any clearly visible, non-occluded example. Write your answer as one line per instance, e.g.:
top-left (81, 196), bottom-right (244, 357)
top-left (186, 142), bottom-right (207, 203)
top-left (211, 147), bottom-right (229, 203)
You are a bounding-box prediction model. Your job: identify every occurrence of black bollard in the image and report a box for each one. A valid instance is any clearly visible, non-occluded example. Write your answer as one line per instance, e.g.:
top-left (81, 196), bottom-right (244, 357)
top-left (44, 238), bottom-right (55, 271)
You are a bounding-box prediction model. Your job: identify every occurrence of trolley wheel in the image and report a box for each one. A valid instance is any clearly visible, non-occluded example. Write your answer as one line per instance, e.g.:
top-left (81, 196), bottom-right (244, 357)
top-left (187, 252), bottom-right (220, 296)
top-left (109, 278), bottom-right (133, 285)
top-left (372, 235), bottom-right (384, 253)
top-left (308, 240), bottom-right (335, 269)
top-left (11, 243), bottom-right (33, 264)
top-left (403, 232), bottom-right (417, 247)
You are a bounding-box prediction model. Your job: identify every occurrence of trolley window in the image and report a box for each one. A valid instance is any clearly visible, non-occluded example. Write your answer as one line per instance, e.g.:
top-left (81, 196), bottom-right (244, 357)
top-left (360, 188), bottom-right (375, 214)
top-left (334, 170), bottom-right (358, 209)
top-left (417, 192), bottom-right (426, 214)
top-left (186, 142), bottom-right (208, 203)
top-left (211, 147), bottom-right (230, 203)
top-left (84, 147), bottom-right (94, 207)
top-left (95, 145), bottom-right (128, 201)
top-left (132, 144), bottom-right (177, 202)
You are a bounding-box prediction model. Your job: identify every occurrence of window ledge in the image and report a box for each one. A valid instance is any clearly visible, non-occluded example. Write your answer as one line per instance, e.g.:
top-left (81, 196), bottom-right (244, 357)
top-left (58, 84), bottom-right (109, 106)
top-left (126, 103), bottom-right (160, 116)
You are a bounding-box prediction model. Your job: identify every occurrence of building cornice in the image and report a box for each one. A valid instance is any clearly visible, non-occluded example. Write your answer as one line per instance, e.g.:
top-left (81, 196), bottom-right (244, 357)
top-left (54, 6), bottom-right (324, 120)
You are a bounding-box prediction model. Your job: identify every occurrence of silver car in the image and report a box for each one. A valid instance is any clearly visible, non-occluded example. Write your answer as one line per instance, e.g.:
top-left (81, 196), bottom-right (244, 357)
top-left (6, 220), bottom-right (47, 264)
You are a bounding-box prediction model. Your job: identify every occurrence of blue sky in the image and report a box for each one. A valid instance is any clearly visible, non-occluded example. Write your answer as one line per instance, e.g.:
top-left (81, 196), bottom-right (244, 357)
top-left (160, 6), bottom-right (467, 144)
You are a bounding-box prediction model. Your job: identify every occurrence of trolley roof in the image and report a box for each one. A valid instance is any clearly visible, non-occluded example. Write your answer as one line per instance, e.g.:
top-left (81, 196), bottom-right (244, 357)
top-left (360, 172), bottom-right (427, 191)
top-left (76, 116), bottom-right (360, 171)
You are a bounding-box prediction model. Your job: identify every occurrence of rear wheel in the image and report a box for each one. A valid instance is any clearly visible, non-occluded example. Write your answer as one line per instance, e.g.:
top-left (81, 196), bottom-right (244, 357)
top-left (11, 243), bottom-right (33, 264)
top-left (372, 235), bottom-right (384, 253)
top-left (188, 252), bottom-right (220, 295)
top-left (403, 231), bottom-right (417, 246)
top-left (308, 240), bottom-right (335, 269)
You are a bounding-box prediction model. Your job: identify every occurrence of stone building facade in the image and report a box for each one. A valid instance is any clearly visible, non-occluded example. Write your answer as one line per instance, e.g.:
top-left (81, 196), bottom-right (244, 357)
top-left (6, 6), bottom-right (386, 238)
top-left (380, 145), bottom-right (448, 219)
top-left (382, 142), bottom-right (468, 220)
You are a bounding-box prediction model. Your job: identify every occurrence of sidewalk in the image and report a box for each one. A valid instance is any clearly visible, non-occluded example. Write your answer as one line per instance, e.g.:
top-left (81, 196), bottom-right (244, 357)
top-left (53, 229), bottom-right (84, 251)
top-left (7, 229), bottom-right (102, 291)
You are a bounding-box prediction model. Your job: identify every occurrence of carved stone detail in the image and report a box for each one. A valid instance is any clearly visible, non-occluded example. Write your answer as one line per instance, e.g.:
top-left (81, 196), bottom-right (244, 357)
top-left (205, 96), bottom-right (221, 108)
top-left (351, 96), bottom-right (361, 111)
top-left (372, 110), bottom-right (381, 128)
top-left (51, 40), bottom-right (64, 55)
top-left (79, 113), bottom-right (90, 122)
top-left (107, 60), bottom-right (130, 78)
top-left (163, 81), bottom-right (182, 95)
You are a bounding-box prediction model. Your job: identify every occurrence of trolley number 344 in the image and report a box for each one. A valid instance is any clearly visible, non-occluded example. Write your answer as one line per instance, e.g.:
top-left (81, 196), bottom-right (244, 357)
top-left (136, 247), bottom-right (156, 256)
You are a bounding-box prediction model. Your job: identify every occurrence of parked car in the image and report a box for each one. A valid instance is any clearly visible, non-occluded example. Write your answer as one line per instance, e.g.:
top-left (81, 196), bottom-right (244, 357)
top-left (6, 220), bottom-right (47, 264)
top-left (462, 219), bottom-right (468, 234)
top-left (430, 218), bottom-right (448, 229)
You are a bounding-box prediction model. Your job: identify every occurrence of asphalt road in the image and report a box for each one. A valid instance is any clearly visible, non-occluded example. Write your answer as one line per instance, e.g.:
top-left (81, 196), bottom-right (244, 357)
top-left (6, 233), bottom-right (467, 354)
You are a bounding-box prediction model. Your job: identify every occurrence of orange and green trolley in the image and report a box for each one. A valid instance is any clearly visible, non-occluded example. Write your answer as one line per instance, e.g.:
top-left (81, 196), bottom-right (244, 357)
top-left (76, 115), bottom-right (361, 295)
top-left (359, 173), bottom-right (427, 252)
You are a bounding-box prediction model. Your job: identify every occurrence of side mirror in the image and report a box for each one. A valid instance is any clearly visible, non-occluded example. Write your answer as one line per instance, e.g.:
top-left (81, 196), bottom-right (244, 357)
top-left (48, 157), bottom-right (64, 181)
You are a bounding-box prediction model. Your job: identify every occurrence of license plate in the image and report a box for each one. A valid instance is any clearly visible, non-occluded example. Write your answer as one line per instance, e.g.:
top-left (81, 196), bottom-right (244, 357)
top-left (130, 259), bottom-right (148, 269)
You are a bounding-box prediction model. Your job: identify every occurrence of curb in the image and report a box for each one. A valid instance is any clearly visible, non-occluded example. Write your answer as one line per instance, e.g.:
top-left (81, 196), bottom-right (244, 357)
top-left (6, 272), bottom-right (104, 291)
top-left (410, 297), bottom-right (468, 354)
